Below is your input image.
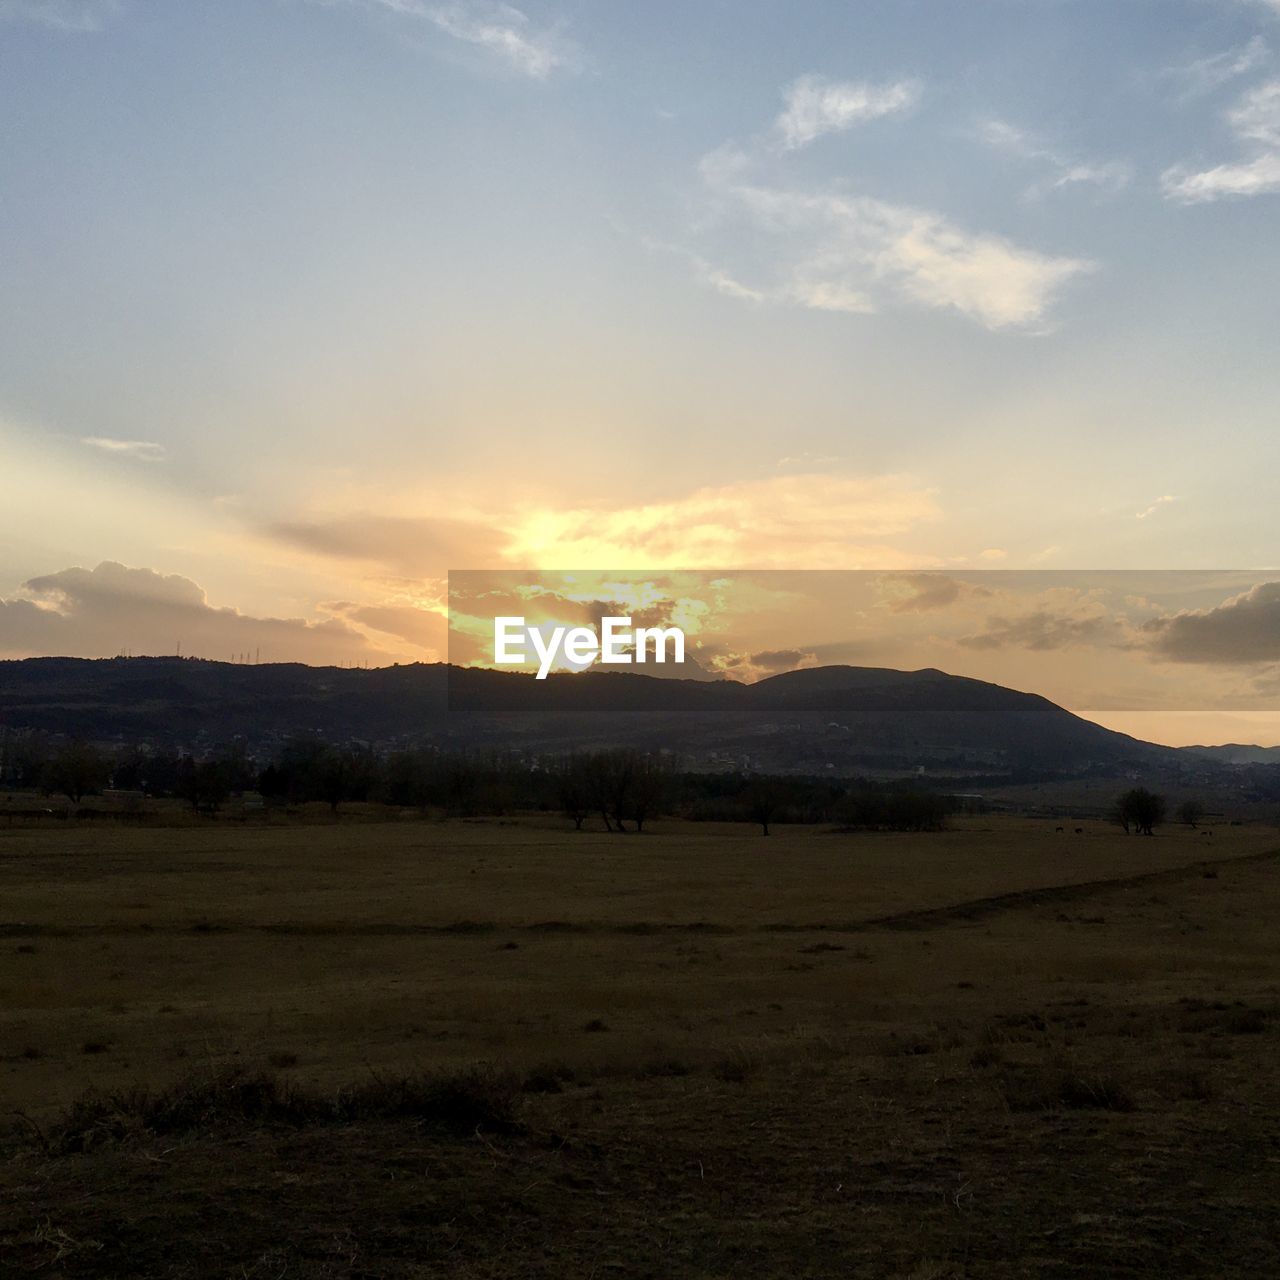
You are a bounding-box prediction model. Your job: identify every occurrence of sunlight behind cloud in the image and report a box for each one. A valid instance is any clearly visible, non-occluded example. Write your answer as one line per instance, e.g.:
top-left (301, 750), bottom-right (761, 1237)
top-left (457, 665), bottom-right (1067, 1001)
top-left (501, 473), bottom-right (942, 569)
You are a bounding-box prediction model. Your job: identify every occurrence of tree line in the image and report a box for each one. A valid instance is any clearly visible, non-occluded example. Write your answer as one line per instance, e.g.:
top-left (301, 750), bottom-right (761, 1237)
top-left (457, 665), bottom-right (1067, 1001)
top-left (0, 731), bottom-right (959, 833)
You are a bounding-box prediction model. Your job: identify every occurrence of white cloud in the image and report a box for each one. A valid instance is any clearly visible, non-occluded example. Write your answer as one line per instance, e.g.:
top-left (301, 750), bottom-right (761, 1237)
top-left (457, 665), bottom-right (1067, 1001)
top-left (1162, 152), bottom-right (1280, 201)
top-left (0, 0), bottom-right (120, 31)
top-left (1136, 495), bottom-right (1178, 520)
top-left (1164, 36), bottom-right (1270, 98)
top-left (427, 1), bottom-right (575, 78)
top-left (312, 0), bottom-right (577, 78)
top-left (80, 436), bottom-right (166, 462)
top-left (679, 80), bottom-right (1093, 332)
top-left (706, 179), bottom-right (1092, 331)
top-left (773, 74), bottom-right (920, 150)
top-left (977, 117), bottom-right (1130, 199)
top-left (347, 0), bottom-right (577, 78)
top-left (1163, 78), bottom-right (1280, 202)
top-left (1230, 78), bottom-right (1280, 145)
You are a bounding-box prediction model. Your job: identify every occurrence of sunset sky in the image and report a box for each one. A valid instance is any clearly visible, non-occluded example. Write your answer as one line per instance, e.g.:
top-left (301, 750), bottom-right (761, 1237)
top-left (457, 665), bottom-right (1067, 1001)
top-left (2, 1), bottom-right (1279, 742)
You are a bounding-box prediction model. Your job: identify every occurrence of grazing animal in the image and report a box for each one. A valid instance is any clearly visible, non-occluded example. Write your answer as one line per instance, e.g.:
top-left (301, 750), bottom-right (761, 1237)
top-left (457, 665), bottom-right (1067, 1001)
top-left (1074, 827), bottom-right (1083, 835)
top-left (1055, 826), bottom-right (1064, 833)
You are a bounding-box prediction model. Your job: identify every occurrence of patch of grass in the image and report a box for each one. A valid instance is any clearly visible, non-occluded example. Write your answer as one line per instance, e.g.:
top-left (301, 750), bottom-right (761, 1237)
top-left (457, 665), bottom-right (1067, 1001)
top-left (522, 1062), bottom-right (577, 1093)
top-left (41, 1065), bottom-right (522, 1154)
top-left (80, 1041), bottom-right (108, 1055)
top-left (1164, 1067), bottom-right (1214, 1102)
top-left (1225, 1008), bottom-right (1268, 1035)
top-left (1000, 1065), bottom-right (1136, 1113)
top-left (886, 1031), bottom-right (937, 1057)
top-left (969, 1043), bottom-right (1004, 1069)
top-left (267, 1051), bottom-right (299, 1069)
top-left (582, 1018), bottom-right (609, 1033)
top-left (713, 1046), bottom-right (761, 1083)
top-left (639, 1057), bottom-right (692, 1078)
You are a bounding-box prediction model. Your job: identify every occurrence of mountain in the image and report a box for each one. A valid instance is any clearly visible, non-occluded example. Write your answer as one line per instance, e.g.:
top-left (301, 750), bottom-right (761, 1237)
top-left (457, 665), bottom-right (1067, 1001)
top-left (0, 657), bottom-right (448, 745)
top-left (1182, 743), bottom-right (1280, 765)
top-left (0, 655), bottom-right (1182, 778)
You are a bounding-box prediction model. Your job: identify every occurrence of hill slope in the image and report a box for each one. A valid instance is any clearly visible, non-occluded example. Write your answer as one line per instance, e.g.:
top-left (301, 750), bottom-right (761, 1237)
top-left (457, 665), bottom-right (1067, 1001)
top-left (0, 656), bottom-right (1179, 777)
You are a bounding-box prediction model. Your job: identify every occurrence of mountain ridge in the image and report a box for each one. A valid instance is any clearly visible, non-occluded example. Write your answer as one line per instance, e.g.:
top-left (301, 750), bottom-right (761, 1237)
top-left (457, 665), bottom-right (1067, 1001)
top-left (0, 654), bottom-right (1206, 779)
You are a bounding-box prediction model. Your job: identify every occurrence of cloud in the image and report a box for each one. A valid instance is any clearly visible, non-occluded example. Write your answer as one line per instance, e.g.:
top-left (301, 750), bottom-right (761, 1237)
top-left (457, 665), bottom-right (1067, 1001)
top-left (0, 562), bottom-right (381, 664)
top-left (80, 436), bottom-right (165, 462)
top-left (0, 0), bottom-right (120, 31)
top-left (265, 514), bottom-right (507, 576)
top-left (1162, 152), bottom-right (1280, 200)
top-left (880, 572), bottom-right (991, 614)
top-left (748, 647), bottom-right (816, 671)
top-left (329, 0), bottom-right (578, 78)
top-left (1163, 36), bottom-right (1270, 98)
top-left (644, 238), bottom-right (766, 303)
top-left (772, 75), bottom-right (920, 150)
top-left (715, 181), bottom-right (1093, 330)
top-left (687, 98), bottom-right (1094, 331)
top-left (324, 601), bottom-right (446, 653)
top-left (427, 1), bottom-right (576, 78)
top-left (710, 645), bottom-right (821, 680)
top-left (1230, 78), bottom-right (1280, 145)
top-left (1142, 581), bottom-right (1280, 664)
top-left (957, 591), bottom-right (1112, 652)
top-left (1135, 495), bottom-right (1178, 520)
top-left (1163, 79), bottom-right (1280, 202)
top-left (976, 118), bottom-right (1130, 200)
top-left (267, 472), bottom-right (942, 577)
top-left (502, 472), bottom-right (943, 569)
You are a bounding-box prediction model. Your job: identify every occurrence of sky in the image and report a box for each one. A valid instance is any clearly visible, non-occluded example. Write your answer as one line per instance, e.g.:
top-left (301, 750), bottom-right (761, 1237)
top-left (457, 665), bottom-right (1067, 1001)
top-left (1, 0), bottom-right (1279, 742)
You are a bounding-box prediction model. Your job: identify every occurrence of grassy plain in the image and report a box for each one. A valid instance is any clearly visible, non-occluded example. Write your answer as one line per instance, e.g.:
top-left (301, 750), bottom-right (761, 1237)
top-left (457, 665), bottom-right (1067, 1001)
top-left (3, 814), bottom-right (1280, 1277)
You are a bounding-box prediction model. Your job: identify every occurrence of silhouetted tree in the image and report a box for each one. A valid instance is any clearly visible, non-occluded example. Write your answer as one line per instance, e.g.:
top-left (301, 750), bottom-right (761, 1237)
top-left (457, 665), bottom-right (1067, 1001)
top-left (629, 753), bottom-right (671, 833)
top-left (1115, 787), bottom-right (1166, 836)
top-left (42, 742), bottom-right (109, 805)
top-left (1177, 799), bottom-right (1205, 828)
top-left (743, 777), bottom-right (781, 836)
top-left (554, 754), bottom-right (590, 830)
top-left (175, 756), bottom-right (234, 814)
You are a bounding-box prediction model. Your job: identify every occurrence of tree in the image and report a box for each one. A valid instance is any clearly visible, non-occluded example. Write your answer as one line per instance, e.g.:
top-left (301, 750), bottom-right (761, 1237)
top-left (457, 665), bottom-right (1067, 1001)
top-left (628, 753), bottom-right (670, 834)
top-left (195, 760), bottom-right (233, 814)
top-left (743, 777), bottom-right (781, 836)
top-left (555, 754), bottom-right (590, 830)
top-left (1177, 799), bottom-right (1205, 829)
top-left (1115, 787), bottom-right (1166, 837)
top-left (321, 745), bottom-right (380, 814)
top-left (582, 750), bottom-right (633, 832)
top-left (42, 742), bottom-right (109, 805)
top-left (175, 756), bottom-right (234, 814)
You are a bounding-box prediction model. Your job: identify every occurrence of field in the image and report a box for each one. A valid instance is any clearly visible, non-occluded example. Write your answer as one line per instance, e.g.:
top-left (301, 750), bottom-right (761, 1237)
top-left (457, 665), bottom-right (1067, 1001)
top-left (3, 814), bottom-right (1280, 1277)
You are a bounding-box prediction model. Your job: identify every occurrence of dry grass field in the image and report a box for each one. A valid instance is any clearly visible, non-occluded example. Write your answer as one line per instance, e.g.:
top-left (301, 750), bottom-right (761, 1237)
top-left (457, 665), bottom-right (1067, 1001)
top-left (3, 814), bottom-right (1280, 1277)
